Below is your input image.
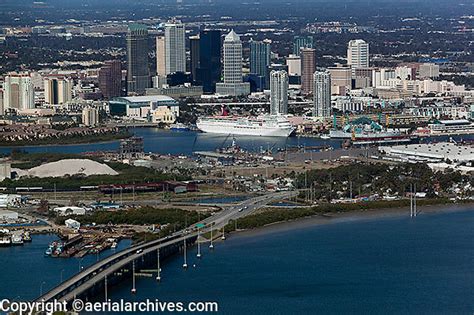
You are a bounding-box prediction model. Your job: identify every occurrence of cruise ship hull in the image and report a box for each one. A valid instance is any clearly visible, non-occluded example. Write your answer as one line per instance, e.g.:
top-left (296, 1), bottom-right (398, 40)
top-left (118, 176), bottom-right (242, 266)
top-left (197, 122), bottom-right (294, 137)
top-left (197, 115), bottom-right (295, 137)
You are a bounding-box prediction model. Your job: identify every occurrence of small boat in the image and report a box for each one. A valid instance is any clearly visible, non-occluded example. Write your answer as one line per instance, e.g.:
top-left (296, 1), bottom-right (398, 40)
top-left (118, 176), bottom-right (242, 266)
top-left (170, 123), bottom-right (190, 132)
top-left (11, 235), bottom-right (24, 245)
top-left (111, 242), bottom-right (118, 249)
top-left (22, 232), bottom-right (32, 242)
top-left (0, 237), bottom-right (11, 247)
top-left (320, 134), bottom-right (330, 140)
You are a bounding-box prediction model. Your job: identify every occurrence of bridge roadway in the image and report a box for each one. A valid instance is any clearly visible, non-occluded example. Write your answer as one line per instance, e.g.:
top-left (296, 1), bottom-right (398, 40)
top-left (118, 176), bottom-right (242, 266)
top-left (36, 191), bottom-right (297, 303)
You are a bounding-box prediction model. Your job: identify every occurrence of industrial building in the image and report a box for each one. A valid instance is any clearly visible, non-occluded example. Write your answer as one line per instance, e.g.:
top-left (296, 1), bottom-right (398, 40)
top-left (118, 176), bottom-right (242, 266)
top-left (379, 142), bottom-right (474, 163)
top-left (109, 95), bottom-right (179, 122)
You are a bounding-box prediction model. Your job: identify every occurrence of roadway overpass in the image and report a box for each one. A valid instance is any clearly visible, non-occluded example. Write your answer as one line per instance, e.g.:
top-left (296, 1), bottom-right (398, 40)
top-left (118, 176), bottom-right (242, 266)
top-left (36, 191), bottom-right (297, 303)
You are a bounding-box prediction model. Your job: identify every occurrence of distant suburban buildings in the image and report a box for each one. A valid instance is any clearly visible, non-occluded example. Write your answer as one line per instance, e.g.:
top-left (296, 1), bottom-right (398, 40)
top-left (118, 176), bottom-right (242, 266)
top-left (126, 24), bottom-right (150, 95)
top-left (347, 39), bottom-right (369, 69)
top-left (270, 70), bottom-right (289, 115)
top-left (313, 71), bottom-right (331, 118)
top-left (216, 30), bottom-right (250, 96)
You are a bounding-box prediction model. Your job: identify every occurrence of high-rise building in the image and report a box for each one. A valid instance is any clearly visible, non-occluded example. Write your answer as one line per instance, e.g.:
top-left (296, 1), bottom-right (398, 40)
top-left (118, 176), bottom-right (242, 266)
top-left (3, 74), bottom-right (34, 111)
top-left (99, 60), bottom-right (122, 99)
top-left (286, 54), bottom-right (301, 76)
top-left (216, 30), bottom-right (250, 96)
top-left (44, 77), bottom-right (73, 105)
top-left (222, 30), bottom-right (243, 84)
top-left (347, 39), bottom-right (369, 69)
top-left (270, 70), bottom-right (289, 115)
top-left (328, 65), bottom-right (352, 96)
top-left (164, 20), bottom-right (186, 75)
top-left (300, 48), bottom-right (316, 94)
top-left (250, 40), bottom-right (271, 78)
top-left (189, 35), bottom-right (200, 83)
top-left (156, 36), bottom-right (166, 77)
top-left (293, 35), bottom-right (314, 56)
top-left (126, 24), bottom-right (150, 95)
top-left (313, 71), bottom-right (331, 118)
top-left (82, 107), bottom-right (99, 127)
top-left (419, 63), bottom-right (440, 79)
top-left (196, 30), bottom-right (221, 93)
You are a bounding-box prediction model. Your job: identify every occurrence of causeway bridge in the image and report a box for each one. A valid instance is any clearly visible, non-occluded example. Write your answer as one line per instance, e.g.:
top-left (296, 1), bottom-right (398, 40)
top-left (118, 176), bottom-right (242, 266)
top-left (36, 191), bottom-right (297, 303)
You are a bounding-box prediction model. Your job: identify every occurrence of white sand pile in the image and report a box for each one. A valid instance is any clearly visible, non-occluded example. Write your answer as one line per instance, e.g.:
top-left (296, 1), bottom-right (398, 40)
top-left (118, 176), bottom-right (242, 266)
top-left (25, 159), bottom-right (118, 178)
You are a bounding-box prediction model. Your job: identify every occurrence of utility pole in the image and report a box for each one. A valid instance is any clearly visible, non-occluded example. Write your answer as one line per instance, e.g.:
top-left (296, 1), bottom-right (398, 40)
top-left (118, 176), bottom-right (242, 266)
top-left (104, 275), bottom-right (108, 301)
top-left (156, 249), bottom-right (161, 281)
top-left (414, 183), bottom-right (417, 217)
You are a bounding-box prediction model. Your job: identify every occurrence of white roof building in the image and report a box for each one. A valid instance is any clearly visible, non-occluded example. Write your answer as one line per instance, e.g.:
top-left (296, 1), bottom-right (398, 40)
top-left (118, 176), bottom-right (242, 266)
top-left (379, 142), bottom-right (474, 163)
top-left (65, 218), bottom-right (81, 230)
top-left (53, 206), bottom-right (87, 216)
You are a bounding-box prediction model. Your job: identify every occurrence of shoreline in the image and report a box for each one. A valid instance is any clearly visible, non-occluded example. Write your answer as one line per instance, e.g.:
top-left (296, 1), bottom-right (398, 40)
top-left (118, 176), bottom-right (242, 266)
top-left (0, 134), bottom-right (130, 149)
top-left (229, 202), bottom-right (474, 239)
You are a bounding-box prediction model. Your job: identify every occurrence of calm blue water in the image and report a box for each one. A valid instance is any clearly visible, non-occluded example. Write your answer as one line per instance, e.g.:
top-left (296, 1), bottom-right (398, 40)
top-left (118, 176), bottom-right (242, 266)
top-left (92, 209), bottom-right (474, 314)
top-left (0, 128), bottom-right (341, 156)
top-left (0, 235), bottom-right (131, 301)
top-left (0, 128), bottom-right (472, 156)
top-left (1, 210), bottom-right (473, 314)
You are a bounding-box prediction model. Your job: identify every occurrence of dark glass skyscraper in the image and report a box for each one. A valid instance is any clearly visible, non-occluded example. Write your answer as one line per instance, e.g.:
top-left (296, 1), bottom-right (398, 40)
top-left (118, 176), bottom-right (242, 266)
top-left (196, 30), bottom-right (221, 93)
top-left (293, 35), bottom-right (314, 56)
top-left (126, 24), bottom-right (150, 95)
top-left (250, 40), bottom-right (271, 77)
top-left (99, 60), bottom-right (122, 99)
top-left (189, 35), bottom-right (200, 83)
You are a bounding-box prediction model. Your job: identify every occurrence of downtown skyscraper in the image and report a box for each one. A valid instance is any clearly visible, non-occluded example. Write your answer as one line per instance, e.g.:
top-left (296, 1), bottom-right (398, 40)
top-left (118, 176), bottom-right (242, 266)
top-left (269, 70), bottom-right (289, 115)
top-left (3, 73), bottom-right (34, 112)
top-left (216, 30), bottom-right (250, 96)
top-left (126, 24), bottom-right (150, 95)
top-left (189, 35), bottom-right (200, 83)
top-left (196, 30), bottom-right (221, 93)
top-left (313, 71), bottom-right (331, 118)
top-left (293, 35), bottom-right (314, 56)
top-left (99, 60), bottom-right (122, 99)
top-left (164, 20), bottom-right (186, 75)
top-left (300, 48), bottom-right (316, 94)
top-left (347, 39), bottom-right (369, 69)
top-left (250, 40), bottom-right (271, 77)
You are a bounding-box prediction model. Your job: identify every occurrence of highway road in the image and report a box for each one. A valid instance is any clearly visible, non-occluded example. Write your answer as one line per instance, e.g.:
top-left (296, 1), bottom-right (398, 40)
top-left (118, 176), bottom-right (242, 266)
top-left (36, 190), bottom-right (297, 303)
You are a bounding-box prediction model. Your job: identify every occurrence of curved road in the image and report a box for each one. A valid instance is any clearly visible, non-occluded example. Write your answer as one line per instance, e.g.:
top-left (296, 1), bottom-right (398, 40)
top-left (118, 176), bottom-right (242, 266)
top-left (36, 190), bottom-right (297, 302)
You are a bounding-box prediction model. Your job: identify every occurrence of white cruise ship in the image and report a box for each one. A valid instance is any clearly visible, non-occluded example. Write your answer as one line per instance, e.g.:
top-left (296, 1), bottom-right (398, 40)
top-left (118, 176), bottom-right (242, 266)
top-left (196, 115), bottom-right (295, 137)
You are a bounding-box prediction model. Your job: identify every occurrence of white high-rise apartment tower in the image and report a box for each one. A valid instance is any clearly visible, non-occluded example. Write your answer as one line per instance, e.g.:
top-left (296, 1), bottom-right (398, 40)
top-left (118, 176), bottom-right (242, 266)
top-left (164, 20), bottom-right (186, 75)
top-left (216, 30), bottom-right (250, 96)
top-left (313, 71), bottom-right (331, 118)
top-left (347, 39), bottom-right (369, 69)
top-left (3, 74), bottom-right (35, 111)
top-left (222, 30), bottom-right (243, 84)
top-left (270, 70), bottom-right (289, 115)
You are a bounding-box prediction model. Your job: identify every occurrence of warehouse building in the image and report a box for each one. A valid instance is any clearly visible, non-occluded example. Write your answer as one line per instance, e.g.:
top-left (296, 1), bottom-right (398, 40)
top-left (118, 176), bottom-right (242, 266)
top-left (379, 142), bottom-right (474, 163)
